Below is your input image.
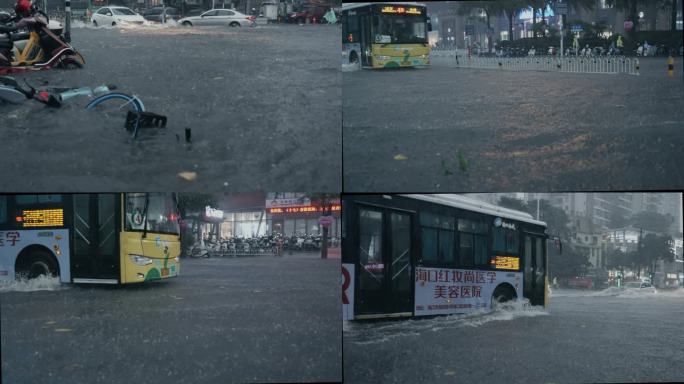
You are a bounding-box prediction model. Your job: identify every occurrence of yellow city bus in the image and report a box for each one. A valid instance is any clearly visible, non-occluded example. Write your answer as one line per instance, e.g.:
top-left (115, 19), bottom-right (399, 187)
top-left (0, 193), bottom-right (180, 284)
top-left (342, 2), bottom-right (430, 68)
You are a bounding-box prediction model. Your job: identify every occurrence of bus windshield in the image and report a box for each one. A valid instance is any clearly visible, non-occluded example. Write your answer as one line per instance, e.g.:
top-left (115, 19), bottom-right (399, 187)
top-left (125, 193), bottom-right (180, 235)
top-left (374, 14), bottom-right (427, 44)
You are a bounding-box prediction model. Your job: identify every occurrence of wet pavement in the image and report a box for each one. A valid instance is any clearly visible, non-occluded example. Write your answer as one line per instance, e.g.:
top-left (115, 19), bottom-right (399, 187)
top-left (343, 288), bottom-right (684, 383)
top-left (1, 252), bottom-right (341, 383)
top-left (0, 24), bottom-right (341, 192)
top-left (342, 57), bottom-right (684, 192)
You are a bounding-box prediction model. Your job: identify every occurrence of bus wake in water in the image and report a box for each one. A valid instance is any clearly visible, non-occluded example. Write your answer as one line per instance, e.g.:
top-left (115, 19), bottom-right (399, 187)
top-left (345, 300), bottom-right (548, 345)
top-left (0, 275), bottom-right (66, 292)
top-left (550, 287), bottom-right (684, 299)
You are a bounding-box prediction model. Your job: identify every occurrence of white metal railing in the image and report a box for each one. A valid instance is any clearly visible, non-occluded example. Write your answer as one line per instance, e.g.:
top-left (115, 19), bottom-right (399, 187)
top-left (430, 51), bottom-right (640, 76)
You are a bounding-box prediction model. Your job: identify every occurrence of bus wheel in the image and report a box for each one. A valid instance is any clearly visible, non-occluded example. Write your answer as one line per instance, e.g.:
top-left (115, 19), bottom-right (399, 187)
top-left (17, 250), bottom-right (58, 280)
top-left (349, 51), bottom-right (359, 64)
top-left (491, 284), bottom-right (516, 311)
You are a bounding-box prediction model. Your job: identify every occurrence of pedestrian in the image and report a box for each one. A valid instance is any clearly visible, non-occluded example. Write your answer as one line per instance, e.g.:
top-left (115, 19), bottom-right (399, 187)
top-left (553, 276), bottom-right (558, 289)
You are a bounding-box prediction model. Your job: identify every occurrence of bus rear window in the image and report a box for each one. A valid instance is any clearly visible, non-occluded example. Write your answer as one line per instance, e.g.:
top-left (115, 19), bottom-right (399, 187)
top-left (125, 193), bottom-right (180, 235)
top-left (14, 194), bottom-right (62, 205)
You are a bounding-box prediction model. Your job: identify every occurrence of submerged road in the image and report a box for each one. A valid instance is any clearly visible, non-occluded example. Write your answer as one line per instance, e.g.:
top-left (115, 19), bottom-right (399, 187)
top-left (1, 253), bottom-right (341, 383)
top-left (343, 288), bottom-right (684, 383)
top-left (343, 57), bottom-right (684, 192)
top-left (0, 24), bottom-right (341, 192)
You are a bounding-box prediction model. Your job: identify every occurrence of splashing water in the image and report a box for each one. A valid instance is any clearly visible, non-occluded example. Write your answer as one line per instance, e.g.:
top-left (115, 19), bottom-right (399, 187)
top-left (0, 275), bottom-right (66, 293)
top-left (345, 299), bottom-right (548, 345)
top-left (342, 62), bottom-right (361, 72)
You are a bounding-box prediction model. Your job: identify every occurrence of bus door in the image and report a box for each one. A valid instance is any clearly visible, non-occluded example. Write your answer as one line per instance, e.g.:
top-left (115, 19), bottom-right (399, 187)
top-left (522, 233), bottom-right (546, 306)
top-left (359, 13), bottom-right (372, 67)
top-left (71, 194), bottom-right (120, 283)
top-left (356, 206), bottom-right (413, 317)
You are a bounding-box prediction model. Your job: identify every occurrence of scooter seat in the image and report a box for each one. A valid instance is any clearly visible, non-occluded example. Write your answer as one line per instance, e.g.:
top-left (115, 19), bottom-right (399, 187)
top-left (0, 36), bottom-right (11, 50)
top-left (10, 31), bottom-right (29, 41)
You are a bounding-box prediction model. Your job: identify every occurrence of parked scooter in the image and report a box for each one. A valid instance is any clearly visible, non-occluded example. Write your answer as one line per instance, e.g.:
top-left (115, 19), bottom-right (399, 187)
top-left (0, 5), bottom-right (84, 75)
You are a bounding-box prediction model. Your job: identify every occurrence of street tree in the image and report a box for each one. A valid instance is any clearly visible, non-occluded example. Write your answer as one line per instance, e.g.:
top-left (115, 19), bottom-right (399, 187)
top-left (605, 0), bottom-right (648, 41)
top-left (456, 1), bottom-right (504, 52)
top-left (177, 193), bottom-right (218, 255)
top-left (498, 0), bottom-right (528, 41)
top-left (640, 233), bottom-right (675, 275)
top-left (630, 211), bottom-right (674, 234)
top-left (304, 193), bottom-right (339, 259)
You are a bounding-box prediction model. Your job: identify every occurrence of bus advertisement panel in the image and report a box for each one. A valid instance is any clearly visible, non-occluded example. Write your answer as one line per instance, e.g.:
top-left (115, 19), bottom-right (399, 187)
top-left (342, 2), bottom-right (430, 69)
top-left (414, 267), bottom-right (522, 316)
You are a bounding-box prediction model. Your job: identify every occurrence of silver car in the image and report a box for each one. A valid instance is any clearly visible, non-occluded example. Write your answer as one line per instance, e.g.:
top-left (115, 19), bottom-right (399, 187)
top-left (178, 9), bottom-right (255, 27)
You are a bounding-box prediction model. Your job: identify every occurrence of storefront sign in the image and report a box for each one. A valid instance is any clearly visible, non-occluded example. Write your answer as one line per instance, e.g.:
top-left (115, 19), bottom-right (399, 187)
top-left (205, 206), bottom-right (224, 219)
top-left (266, 196), bottom-right (311, 208)
top-left (319, 216), bottom-right (334, 227)
top-left (414, 267), bottom-right (521, 316)
top-left (269, 205), bottom-right (341, 214)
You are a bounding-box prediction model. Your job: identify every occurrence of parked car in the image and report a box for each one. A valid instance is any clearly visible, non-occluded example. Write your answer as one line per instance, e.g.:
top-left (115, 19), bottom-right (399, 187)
top-left (623, 281), bottom-right (654, 290)
top-left (91, 6), bottom-right (146, 27)
top-left (142, 6), bottom-right (180, 23)
top-left (178, 9), bottom-right (255, 27)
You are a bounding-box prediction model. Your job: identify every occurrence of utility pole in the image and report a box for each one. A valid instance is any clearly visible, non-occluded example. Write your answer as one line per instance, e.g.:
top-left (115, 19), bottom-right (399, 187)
top-left (64, 0), bottom-right (71, 43)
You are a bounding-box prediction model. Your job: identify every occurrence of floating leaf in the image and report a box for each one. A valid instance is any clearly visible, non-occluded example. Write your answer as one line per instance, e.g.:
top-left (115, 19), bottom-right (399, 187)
top-left (393, 154), bottom-right (408, 161)
top-left (178, 171), bottom-right (197, 181)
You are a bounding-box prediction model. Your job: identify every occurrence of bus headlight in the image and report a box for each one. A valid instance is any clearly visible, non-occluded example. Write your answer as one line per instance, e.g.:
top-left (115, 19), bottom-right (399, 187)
top-left (129, 254), bottom-right (153, 266)
top-left (375, 55), bottom-right (391, 61)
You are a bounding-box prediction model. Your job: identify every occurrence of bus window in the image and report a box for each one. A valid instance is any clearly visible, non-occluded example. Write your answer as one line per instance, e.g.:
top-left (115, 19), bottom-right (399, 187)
top-left (359, 209), bottom-right (383, 290)
top-left (458, 233), bottom-right (473, 267)
top-left (506, 230), bottom-right (519, 254)
top-left (15, 194), bottom-right (62, 205)
top-left (125, 193), bottom-right (179, 235)
top-left (458, 218), bottom-right (487, 267)
top-left (493, 226), bottom-right (518, 255)
top-left (420, 212), bottom-right (454, 265)
top-left (0, 195), bottom-right (6, 224)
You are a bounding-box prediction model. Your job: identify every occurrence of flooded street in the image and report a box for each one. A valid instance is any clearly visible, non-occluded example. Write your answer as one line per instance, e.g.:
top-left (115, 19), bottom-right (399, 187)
top-left (1, 253), bottom-right (342, 383)
top-left (0, 24), bottom-right (341, 191)
top-left (343, 58), bottom-right (684, 192)
top-left (344, 288), bottom-right (684, 383)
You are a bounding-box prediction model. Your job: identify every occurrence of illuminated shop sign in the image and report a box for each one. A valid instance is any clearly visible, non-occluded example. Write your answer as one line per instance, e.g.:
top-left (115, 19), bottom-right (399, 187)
top-left (380, 6), bottom-right (422, 15)
top-left (18, 209), bottom-right (64, 228)
top-left (491, 256), bottom-right (520, 270)
top-left (269, 205), bottom-right (341, 214)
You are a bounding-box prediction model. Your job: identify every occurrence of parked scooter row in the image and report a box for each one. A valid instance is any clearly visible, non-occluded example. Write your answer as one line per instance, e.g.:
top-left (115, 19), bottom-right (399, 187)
top-left (187, 234), bottom-right (341, 258)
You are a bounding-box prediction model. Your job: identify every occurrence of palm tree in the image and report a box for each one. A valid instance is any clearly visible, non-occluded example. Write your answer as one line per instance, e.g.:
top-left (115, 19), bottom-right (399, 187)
top-left (456, 1), bottom-right (504, 51)
top-left (498, 0), bottom-right (528, 41)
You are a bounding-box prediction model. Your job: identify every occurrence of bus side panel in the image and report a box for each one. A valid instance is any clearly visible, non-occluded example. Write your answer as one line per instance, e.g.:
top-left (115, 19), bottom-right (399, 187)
top-left (414, 266), bottom-right (522, 316)
top-left (371, 44), bottom-right (430, 68)
top-left (120, 232), bottom-right (180, 284)
top-left (342, 43), bottom-right (361, 65)
top-left (0, 229), bottom-right (71, 283)
top-left (342, 263), bottom-right (355, 321)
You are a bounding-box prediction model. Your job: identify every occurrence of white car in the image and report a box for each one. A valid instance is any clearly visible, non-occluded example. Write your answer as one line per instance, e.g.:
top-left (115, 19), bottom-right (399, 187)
top-left (178, 9), bottom-right (256, 27)
top-left (91, 6), bottom-right (146, 27)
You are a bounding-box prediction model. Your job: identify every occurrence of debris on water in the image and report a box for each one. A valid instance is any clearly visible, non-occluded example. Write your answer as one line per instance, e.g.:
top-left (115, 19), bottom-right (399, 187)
top-left (178, 171), bottom-right (197, 181)
top-left (394, 154), bottom-right (408, 160)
